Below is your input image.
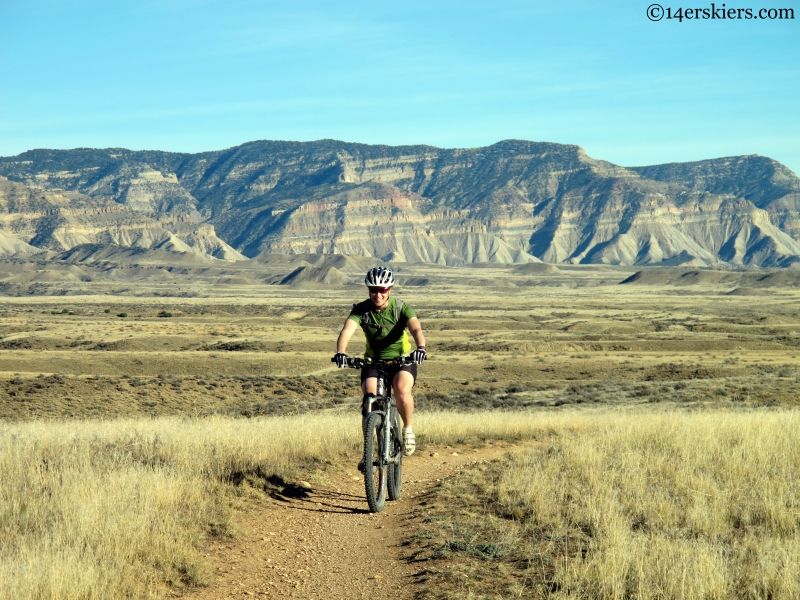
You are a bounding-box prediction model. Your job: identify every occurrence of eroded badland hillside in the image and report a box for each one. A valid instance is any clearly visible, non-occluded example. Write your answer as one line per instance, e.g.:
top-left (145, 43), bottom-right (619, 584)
top-left (1, 139), bottom-right (799, 267)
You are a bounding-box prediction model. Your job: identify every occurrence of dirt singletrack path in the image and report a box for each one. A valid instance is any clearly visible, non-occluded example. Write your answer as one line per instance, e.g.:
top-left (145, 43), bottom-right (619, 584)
top-left (184, 443), bottom-right (512, 599)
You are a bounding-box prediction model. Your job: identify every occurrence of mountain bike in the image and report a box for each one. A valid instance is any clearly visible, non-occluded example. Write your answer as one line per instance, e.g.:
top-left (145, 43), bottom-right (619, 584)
top-left (332, 356), bottom-right (411, 512)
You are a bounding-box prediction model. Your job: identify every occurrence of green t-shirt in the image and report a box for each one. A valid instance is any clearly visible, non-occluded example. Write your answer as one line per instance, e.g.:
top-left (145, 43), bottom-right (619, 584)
top-left (348, 297), bottom-right (417, 359)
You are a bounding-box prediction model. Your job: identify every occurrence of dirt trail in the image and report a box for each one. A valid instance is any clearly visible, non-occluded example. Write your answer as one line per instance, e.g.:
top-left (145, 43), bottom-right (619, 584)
top-left (185, 444), bottom-right (511, 599)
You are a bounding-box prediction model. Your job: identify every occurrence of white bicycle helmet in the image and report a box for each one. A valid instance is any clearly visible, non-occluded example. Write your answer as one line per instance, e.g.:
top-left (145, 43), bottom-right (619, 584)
top-left (365, 266), bottom-right (395, 287)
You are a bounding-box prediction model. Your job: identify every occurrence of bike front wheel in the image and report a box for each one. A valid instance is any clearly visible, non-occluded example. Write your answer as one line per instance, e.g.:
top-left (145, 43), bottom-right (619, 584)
top-left (363, 411), bottom-right (387, 513)
top-left (388, 407), bottom-right (402, 501)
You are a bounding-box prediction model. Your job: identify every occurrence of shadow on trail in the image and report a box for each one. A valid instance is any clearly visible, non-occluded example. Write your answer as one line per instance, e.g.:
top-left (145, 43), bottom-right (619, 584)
top-left (271, 486), bottom-right (371, 515)
top-left (229, 470), bottom-right (373, 514)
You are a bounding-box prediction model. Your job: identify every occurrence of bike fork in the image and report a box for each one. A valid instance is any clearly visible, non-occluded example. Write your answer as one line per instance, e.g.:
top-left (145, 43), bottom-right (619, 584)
top-left (383, 408), bottom-right (392, 465)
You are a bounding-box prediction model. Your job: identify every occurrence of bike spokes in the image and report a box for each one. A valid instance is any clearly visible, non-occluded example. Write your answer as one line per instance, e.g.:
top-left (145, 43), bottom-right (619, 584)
top-left (363, 412), bottom-right (387, 512)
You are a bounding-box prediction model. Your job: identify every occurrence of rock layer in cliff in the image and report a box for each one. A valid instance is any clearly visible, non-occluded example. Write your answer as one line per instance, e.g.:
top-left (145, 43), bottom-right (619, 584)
top-left (1, 141), bottom-right (799, 268)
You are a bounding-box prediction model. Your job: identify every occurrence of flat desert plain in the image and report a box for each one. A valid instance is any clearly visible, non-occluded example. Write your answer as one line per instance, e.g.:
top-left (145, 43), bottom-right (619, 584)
top-left (1, 262), bottom-right (799, 420)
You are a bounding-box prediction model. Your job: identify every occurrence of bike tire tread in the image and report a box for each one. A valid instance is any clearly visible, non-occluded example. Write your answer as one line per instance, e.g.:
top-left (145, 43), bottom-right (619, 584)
top-left (363, 412), bottom-right (387, 513)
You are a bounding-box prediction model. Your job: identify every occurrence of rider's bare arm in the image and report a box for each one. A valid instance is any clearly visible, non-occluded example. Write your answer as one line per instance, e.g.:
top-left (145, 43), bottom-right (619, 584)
top-left (407, 317), bottom-right (426, 349)
top-left (336, 318), bottom-right (359, 353)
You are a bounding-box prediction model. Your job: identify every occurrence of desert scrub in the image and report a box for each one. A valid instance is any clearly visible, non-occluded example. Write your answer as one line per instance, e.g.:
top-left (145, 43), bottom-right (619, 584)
top-left (412, 409), bottom-right (800, 599)
top-left (0, 415), bottom-right (363, 599)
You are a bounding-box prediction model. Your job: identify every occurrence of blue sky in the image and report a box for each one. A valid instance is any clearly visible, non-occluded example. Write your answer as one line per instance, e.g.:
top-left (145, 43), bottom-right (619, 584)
top-left (1, 0), bottom-right (798, 172)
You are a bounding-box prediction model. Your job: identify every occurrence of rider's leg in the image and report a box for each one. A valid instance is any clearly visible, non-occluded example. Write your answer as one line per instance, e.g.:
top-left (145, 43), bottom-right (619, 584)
top-left (361, 377), bottom-right (378, 434)
top-left (362, 377), bottom-right (378, 395)
top-left (358, 377), bottom-right (380, 472)
top-left (392, 371), bottom-right (414, 428)
top-left (393, 370), bottom-right (416, 455)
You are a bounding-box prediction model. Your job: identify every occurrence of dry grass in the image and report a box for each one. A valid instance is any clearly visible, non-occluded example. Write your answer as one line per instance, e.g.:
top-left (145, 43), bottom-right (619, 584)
top-left (4, 409), bottom-right (799, 598)
top-left (411, 409), bottom-right (800, 599)
top-left (0, 415), bottom-right (362, 599)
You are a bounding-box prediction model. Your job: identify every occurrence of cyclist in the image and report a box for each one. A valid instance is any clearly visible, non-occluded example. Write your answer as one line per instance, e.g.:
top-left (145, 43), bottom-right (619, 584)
top-left (333, 266), bottom-right (426, 460)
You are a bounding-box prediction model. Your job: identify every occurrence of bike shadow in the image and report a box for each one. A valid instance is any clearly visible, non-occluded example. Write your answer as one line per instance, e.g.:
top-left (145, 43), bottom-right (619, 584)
top-left (269, 485), bottom-right (371, 515)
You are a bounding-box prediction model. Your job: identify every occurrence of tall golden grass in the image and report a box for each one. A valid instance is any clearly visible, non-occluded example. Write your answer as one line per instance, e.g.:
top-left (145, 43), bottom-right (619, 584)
top-left (420, 409), bottom-right (800, 599)
top-left (0, 415), bottom-right (361, 599)
top-left (2, 409), bottom-right (798, 598)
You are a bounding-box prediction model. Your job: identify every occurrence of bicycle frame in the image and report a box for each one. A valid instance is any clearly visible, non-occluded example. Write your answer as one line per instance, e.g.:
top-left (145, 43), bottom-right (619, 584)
top-left (338, 356), bottom-right (409, 466)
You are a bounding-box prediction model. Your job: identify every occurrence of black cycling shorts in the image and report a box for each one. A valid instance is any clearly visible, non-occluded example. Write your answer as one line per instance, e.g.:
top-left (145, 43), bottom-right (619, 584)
top-left (360, 361), bottom-right (417, 386)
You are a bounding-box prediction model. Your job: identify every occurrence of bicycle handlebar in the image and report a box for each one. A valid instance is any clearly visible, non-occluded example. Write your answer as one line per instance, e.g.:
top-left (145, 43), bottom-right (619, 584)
top-left (330, 355), bottom-right (420, 368)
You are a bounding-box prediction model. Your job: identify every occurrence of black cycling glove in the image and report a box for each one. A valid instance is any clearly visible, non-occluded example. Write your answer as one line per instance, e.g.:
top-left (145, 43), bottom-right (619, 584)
top-left (412, 346), bottom-right (427, 365)
top-left (334, 352), bottom-right (348, 368)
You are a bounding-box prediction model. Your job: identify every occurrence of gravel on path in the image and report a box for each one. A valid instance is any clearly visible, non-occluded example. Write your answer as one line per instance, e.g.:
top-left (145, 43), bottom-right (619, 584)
top-left (184, 444), bottom-right (511, 599)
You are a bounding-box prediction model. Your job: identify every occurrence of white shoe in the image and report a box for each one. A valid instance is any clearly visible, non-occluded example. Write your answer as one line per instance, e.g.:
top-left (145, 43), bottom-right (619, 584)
top-left (403, 429), bottom-right (416, 456)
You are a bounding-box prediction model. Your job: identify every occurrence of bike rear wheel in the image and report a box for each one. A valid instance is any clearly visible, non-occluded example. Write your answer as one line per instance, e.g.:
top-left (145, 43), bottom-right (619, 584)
top-left (388, 407), bottom-right (402, 500)
top-left (363, 411), bottom-right (387, 513)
